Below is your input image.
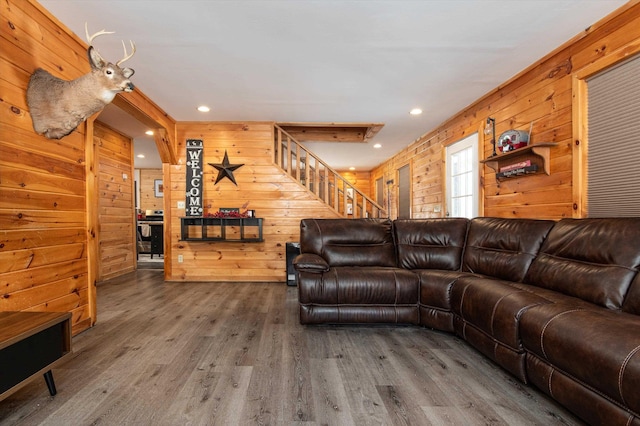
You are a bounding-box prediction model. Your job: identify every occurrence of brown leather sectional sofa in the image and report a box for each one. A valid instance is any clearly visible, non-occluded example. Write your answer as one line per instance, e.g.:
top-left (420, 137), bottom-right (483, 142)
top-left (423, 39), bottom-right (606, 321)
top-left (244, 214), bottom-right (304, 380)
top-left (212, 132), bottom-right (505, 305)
top-left (293, 217), bottom-right (640, 425)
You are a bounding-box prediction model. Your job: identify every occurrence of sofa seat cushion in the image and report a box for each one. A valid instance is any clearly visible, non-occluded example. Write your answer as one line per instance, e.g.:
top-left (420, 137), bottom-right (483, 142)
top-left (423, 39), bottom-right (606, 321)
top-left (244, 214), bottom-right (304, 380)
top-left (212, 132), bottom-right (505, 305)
top-left (298, 266), bottom-right (419, 305)
top-left (416, 269), bottom-right (471, 331)
top-left (299, 304), bottom-right (420, 324)
top-left (297, 266), bottom-right (420, 324)
top-left (452, 276), bottom-right (553, 350)
top-left (521, 303), bottom-right (640, 416)
top-left (418, 270), bottom-right (472, 310)
top-left (527, 353), bottom-right (640, 426)
top-left (451, 276), bottom-right (558, 382)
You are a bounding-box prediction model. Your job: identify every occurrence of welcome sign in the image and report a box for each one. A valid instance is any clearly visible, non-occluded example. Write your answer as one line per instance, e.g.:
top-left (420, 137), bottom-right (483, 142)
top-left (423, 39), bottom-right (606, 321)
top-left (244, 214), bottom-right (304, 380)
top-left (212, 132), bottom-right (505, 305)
top-left (185, 139), bottom-right (204, 217)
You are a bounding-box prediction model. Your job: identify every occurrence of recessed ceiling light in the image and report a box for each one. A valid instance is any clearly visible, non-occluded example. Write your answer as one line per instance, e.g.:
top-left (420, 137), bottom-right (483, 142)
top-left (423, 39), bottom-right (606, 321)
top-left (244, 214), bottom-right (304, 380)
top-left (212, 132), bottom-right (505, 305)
top-left (410, 108), bottom-right (422, 115)
top-left (197, 105), bottom-right (210, 112)
top-left (373, 143), bottom-right (382, 149)
top-left (137, 154), bottom-right (145, 158)
top-left (145, 130), bottom-right (154, 136)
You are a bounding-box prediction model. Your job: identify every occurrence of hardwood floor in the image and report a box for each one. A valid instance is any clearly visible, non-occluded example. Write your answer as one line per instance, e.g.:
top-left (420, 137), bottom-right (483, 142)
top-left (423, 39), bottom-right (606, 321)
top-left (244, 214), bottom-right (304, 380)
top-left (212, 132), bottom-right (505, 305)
top-left (0, 270), bottom-right (584, 425)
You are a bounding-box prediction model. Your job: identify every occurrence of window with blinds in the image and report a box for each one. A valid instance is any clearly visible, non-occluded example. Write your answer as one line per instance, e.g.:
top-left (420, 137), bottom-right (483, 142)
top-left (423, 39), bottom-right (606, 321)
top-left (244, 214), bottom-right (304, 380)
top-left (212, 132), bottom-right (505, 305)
top-left (586, 54), bottom-right (640, 217)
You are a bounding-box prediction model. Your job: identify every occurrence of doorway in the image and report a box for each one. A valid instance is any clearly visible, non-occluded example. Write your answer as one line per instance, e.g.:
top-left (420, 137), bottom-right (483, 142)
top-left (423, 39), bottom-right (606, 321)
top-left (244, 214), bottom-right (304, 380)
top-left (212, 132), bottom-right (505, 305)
top-left (96, 104), bottom-right (164, 271)
top-left (397, 163), bottom-right (411, 219)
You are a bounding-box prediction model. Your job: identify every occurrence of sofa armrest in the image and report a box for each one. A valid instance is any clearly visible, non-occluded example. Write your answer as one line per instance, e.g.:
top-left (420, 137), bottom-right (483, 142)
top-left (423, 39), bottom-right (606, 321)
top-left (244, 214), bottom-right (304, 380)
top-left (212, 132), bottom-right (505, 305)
top-left (293, 253), bottom-right (330, 273)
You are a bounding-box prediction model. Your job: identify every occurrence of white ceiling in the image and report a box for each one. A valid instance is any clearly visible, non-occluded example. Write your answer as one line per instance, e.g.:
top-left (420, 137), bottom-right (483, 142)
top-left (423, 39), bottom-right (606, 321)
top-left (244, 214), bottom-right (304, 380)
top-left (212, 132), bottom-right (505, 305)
top-left (39, 0), bottom-right (627, 171)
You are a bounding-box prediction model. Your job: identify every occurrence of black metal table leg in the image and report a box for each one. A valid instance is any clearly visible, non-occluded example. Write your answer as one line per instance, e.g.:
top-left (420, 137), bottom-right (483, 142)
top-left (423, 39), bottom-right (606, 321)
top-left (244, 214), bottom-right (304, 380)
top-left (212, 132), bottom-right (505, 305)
top-left (43, 370), bottom-right (57, 396)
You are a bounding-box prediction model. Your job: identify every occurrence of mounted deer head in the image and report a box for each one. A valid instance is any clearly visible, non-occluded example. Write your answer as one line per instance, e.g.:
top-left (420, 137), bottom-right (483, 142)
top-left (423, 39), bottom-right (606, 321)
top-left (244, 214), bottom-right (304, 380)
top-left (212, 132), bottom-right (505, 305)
top-left (27, 23), bottom-right (136, 140)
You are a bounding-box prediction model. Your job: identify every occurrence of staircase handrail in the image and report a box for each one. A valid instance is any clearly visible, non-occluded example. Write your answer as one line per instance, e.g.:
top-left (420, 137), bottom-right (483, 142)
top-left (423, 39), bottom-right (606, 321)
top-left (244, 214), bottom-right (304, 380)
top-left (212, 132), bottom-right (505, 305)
top-left (274, 124), bottom-right (387, 218)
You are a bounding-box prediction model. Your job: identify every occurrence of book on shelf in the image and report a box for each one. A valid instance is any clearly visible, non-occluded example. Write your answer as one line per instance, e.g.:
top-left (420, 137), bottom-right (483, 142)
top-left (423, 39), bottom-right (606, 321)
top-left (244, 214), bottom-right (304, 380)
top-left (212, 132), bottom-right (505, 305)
top-left (496, 164), bottom-right (538, 178)
top-left (499, 160), bottom-right (531, 172)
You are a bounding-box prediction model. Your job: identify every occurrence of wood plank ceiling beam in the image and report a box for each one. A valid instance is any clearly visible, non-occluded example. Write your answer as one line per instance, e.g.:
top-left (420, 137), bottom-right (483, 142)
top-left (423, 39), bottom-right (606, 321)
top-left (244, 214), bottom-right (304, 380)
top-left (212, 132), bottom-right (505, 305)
top-left (278, 122), bottom-right (384, 143)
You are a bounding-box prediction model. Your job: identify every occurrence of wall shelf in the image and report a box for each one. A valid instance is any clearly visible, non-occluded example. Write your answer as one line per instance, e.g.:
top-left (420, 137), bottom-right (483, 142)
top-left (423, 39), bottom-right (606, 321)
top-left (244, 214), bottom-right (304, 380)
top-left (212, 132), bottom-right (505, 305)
top-left (480, 143), bottom-right (558, 179)
top-left (180, 217), bottom-right (263, 242)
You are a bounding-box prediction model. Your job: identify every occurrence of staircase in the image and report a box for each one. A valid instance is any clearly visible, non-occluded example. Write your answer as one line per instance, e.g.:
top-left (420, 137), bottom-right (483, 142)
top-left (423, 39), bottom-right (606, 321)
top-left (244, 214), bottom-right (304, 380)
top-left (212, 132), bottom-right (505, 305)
top-left (274, 125), bottom-right (387, 218)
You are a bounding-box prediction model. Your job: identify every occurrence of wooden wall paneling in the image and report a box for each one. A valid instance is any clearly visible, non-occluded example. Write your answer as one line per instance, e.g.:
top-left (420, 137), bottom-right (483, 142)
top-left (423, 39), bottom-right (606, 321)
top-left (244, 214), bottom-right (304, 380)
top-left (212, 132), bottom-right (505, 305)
top-left (567, 6), bottom-right (640, 71)
top-left (0, 0), bottom-right (175, 333)
top-left (169, 122), bottom-right (340, 282)
top-left (372, 3), bottom-right (640, 221)
top-left (371, 137), bottom-right (445, 219)
top-left (2, 257), bottom-right (87, 296)
top-left (0, 134), bottom-right (86, 178)
top-left (162, 162), bottom-right (171, 280)
top-left (111, 96), bottom-right (177, 164)
top-left (1, 274), bottom-right (86, 311)
top-left (572, 71), bottom-right (589, 219)
top-left (0, 163), bottom-right (86, 196)
top-left (94, 121), bottom-right (135, 282)
top-left (0, 243), bottom-right (84, 274)
top-left (139, 169), bottom-right (164, 211)
top-left (338, 170), bottom-right (371, 217)
top-left (154, 128), bottom-right (176, 165)
top-left (338, 171), bottom-right (371, 198)
top-left (24, 0), bottom-right (179, 165)
top-left (0, 0), bottom-right (107, 334)
top-left (85, 116), bottom-right (98, 327)
top-left (476, 122), bottom-right (486, 216)
top-left (3, 0), bottom-right (640, 303)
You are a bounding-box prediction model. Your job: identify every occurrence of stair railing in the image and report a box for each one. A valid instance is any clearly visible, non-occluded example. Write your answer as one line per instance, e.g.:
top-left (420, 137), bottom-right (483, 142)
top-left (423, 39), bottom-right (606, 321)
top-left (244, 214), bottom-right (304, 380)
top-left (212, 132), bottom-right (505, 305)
top-left (274, 125), bottom-right (387, 218)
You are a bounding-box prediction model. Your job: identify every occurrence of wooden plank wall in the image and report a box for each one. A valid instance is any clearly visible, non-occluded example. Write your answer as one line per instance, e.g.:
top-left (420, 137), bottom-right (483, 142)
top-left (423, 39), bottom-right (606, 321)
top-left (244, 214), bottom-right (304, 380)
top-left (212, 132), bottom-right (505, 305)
top-left (95, 122), bottom-right (136, 281)
top-left (168, 122), bottom-right (340, 282)
top-left (139, 169), bottom-right (164, 211)
top-left (339, 171), bottom-right (371, 198)
top-left (0, 0), bottom-right (93, 333)
top-left (371, 2), bottom-right (640, 221)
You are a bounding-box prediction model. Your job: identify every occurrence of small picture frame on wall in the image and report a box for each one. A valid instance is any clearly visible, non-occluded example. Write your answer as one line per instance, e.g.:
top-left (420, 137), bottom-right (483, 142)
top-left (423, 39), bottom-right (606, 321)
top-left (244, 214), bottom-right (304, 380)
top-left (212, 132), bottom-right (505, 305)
top-left (154, 179), bottom-right (164, 198)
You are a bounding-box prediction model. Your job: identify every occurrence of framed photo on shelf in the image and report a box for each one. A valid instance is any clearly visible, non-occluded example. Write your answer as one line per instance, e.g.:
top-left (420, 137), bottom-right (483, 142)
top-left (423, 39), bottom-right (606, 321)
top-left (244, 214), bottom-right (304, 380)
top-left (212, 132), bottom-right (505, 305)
top-left (154, 179), bottom-right (164, 197)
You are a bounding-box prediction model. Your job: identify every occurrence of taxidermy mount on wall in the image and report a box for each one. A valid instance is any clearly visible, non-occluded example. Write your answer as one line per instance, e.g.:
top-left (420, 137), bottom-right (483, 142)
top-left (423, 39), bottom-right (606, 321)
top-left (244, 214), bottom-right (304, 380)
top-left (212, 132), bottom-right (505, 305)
top-left (26, 23), bottom-right (136, 140)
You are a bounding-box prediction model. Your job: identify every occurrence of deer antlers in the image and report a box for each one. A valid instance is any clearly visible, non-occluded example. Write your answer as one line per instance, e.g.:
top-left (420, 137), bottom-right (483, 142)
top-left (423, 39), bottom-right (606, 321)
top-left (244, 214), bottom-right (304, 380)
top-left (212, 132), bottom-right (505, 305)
top-left (85, 22), bottom-right (114, 45)
top-left (117, 40), bottom-right (136, 66)
top-left (85, 22), bottom-right (136, 66)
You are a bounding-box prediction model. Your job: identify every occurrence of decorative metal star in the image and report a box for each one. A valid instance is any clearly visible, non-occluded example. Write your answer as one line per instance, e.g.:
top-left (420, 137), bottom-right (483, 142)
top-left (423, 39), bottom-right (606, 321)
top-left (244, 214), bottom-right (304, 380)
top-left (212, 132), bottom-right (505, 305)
top-left (209, 150), bottom-right (244, 186)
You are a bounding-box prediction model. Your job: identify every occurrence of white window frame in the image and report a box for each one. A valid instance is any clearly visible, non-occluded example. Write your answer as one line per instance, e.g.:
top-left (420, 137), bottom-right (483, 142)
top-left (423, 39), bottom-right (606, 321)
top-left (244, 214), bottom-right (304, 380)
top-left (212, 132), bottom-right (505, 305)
top-left (445, 133), bottom-right (479, 218)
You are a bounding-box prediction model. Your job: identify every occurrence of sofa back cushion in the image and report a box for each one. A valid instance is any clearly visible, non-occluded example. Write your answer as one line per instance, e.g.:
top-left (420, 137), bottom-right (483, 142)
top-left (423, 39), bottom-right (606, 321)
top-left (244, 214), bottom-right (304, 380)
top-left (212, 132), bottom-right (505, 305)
top-left (299, 218), bottom-right (396, 267)
top-left (395, 218), bottom-right (469, 270)
top-left (622, 273), bottom-right (640, 314)
top-left (525, 218), bottom-right (640, 310)
top-left (463, 217), bottom-right (555, 282)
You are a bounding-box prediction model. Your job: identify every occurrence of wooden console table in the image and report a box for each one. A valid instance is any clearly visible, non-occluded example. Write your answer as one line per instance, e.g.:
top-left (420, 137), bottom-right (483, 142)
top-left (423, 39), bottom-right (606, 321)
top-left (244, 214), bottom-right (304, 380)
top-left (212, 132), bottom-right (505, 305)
top-left (0, 311), bottom-right (72, 401)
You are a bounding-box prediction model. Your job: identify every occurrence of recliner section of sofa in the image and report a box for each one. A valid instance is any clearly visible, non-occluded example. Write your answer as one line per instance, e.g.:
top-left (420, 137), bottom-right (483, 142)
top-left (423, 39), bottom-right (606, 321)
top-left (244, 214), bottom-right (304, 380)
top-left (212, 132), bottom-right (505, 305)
top-left (395, 218), bottom-right (469, 331)
top-left (519, 218), bottom-right (640, 426)
top-left (294, 216), bottom-right (640, 425)
top-left (450, 217), bottom-right (556, 381)
top-left (296, 218), bottom-right (419, 324)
